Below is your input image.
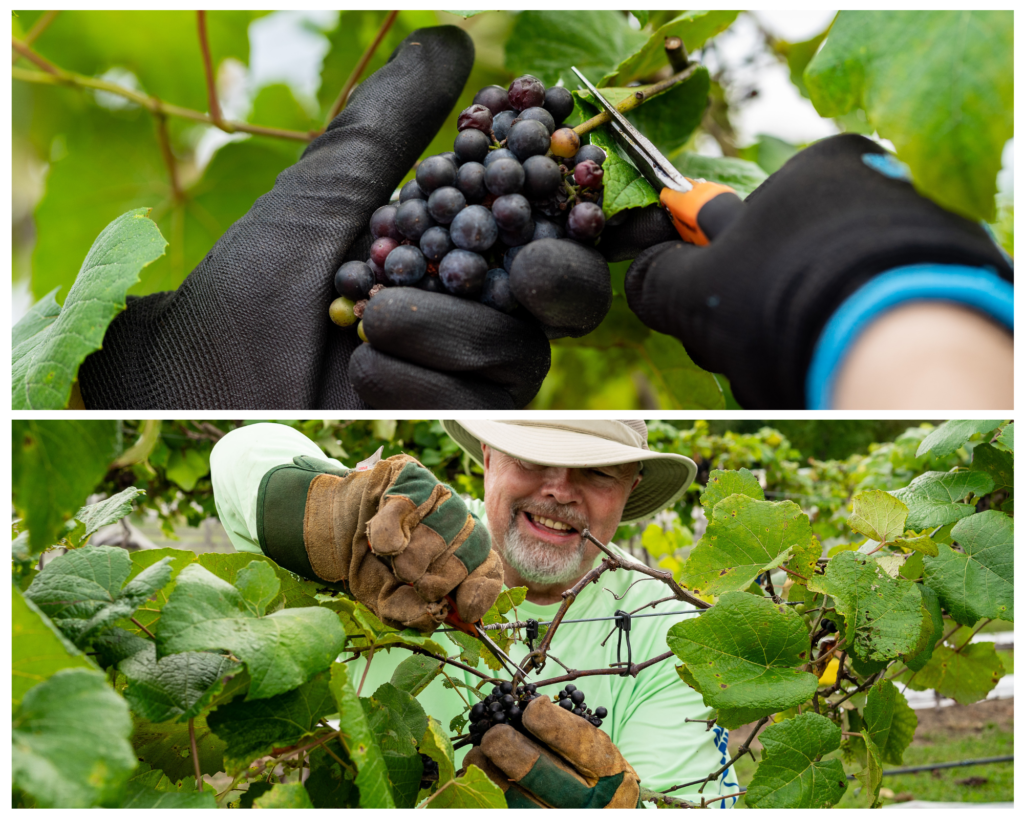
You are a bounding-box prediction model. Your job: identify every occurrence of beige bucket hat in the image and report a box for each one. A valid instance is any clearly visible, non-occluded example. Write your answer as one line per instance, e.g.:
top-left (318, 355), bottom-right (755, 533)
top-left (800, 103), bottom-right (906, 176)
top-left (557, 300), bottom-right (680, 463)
top-left (441, 420), bottom-right (697, 524)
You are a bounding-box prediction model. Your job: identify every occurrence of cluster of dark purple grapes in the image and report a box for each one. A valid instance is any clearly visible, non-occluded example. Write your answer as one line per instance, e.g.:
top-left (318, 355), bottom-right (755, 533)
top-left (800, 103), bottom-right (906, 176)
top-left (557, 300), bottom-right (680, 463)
top-left (466, 681), bottom-right (607, 747)
top-left (329, 74), bottom-right (608, 334)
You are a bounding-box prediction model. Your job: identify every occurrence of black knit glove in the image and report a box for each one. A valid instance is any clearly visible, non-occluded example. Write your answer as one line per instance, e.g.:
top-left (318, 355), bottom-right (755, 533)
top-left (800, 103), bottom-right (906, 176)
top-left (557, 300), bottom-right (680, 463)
top-left (623, 134), bottom-right (1013, 408)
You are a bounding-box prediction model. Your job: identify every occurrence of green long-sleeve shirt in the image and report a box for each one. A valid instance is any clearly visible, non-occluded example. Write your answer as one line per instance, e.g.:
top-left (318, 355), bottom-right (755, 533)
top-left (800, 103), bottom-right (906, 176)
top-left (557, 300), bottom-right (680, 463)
top-left (210, 423), bottom-right (737, 806)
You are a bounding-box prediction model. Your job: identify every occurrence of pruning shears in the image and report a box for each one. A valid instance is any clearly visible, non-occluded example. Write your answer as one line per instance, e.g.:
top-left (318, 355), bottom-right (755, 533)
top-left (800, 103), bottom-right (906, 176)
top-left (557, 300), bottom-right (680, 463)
top-left (571, 66), bottom-right (744, 246)
top-left (442, 595), bottom-right (534, 681)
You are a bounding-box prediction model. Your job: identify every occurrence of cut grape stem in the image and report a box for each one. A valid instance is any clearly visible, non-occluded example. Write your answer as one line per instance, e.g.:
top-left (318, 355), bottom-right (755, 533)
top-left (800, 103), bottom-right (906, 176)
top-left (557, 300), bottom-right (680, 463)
top-left (572, 63), bottom-right (699, 138)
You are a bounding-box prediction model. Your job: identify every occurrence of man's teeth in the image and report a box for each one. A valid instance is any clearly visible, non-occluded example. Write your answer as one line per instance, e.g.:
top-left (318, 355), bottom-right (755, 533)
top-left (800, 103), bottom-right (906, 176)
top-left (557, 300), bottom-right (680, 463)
top-left (533, 515), bottom-right (573, 531)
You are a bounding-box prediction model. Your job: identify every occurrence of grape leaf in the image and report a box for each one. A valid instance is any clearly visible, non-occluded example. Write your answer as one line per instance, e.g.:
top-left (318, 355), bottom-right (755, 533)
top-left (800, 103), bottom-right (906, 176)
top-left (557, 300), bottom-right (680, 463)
top-left (362, 690), bottom-right (424, 809)
top-left (92, 627), bottom-right (152, 669)
top-left (72, 486), bottom-right (146, 541)
top-left (640, 332), bottom-right (725, 409)
top-left (700, 468), bottom-right (764, 520)
top-left (666, 592), bottom-right (818, 728)
top-left (905, 642), bottom-right (1005, 705)
top-left (13, 669), bottom-right (136, 808)
top-left (916, 419), bottom-right (1004, 458)
top-left (155, 563), bottom-right (345, 700)
top-left (119, 779), bottom-right (216, 809)
top-left (371, 682), bottom-right (429, 746)
top-left (631, 11), bottom-right (649, 28)
top-left (420, 717), bottom-right (457, 786)
top-left (390, 654), bottom-right (441, 697)
top-left (600, 11), bottom-right (739, 86)
top-left (131, 714), bottom-right (226, 782)
top-left (304, 743), bottom-right (359, 808)
top-left (862, 679), bottom-right (916, 766)
top-left (921, 510), bottom-right (1013, 626)
top-left (234, 559), bottom-right (280, 617)
top-left (890, 470), bottom-right (994, 529)
top-left (993, 423), bottom-right (1013, 453)
top-left (743, 712), bottom-right (847, 809)
top-left (804, 11), bottom-right (1012, 221)
top-left (682, 496), bottom-right (817, 597)
top-left (329, 663), bottom-right (395, 808)
top-left (120, 644), bottom-right (242, 724)
top-left (505, 11), bottom-right (647, 90)
top-left (198, 551), bottom-right (321, 610)
top-left (13, 209), bottom-right (167, 409)
top-left (903, 584), bottom-right (943, 673)
top-left (12, 419), bottom-right (122, 556)
top-left (847, 490), bottom-right (908, 543)
top-left (588, 126), bottom-right (659, 219)
top-left (671, 152), bottom-right (768, 198)
top-left (422, 764), bottom-right (507, 809)
top-left (207, 674), bottom-right (333, 774)
top-left (809, 551), bottom-right (926, 664)
top-left (13, 586), bottom-right (96, 708)
top-left (970, 443), bottom-right (1013, 495)
top-left (253, 783), bottom-right (315, 808)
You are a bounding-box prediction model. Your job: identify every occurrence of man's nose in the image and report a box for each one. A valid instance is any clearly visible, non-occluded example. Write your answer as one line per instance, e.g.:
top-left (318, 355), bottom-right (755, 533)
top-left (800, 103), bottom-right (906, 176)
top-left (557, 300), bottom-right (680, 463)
top-left (540, 467), bottom-right (582, 504)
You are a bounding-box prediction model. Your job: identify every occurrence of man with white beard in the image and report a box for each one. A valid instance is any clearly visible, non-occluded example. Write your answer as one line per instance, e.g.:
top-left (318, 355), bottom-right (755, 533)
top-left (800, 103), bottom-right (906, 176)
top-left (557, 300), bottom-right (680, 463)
top-left (210, 420), bottom-right (738, 808)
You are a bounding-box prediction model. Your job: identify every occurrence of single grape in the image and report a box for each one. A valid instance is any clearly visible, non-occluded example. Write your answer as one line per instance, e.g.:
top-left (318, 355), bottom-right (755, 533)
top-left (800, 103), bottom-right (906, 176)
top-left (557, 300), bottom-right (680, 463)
top-left (419, 225), bottom-right (454, 262)
top-left (491, 686), bottom-right (502, 697)
top-left (366, 256), bottom-right (387, 285)
top-left (334, 260), bottom-right (374, 300)
top-left (483, 147), bottom-right (516, 168)
top-left (457, 103), bottom-right (493, 133)
top-left (507, 119), bottom-right (551, 161)
top-left (498, 220), bottom-right (534, 247)
top-left (370, 237), bottom-right (399, 268)
top-left (543, 86), bottom-right (574, 125)
top-left (532, 216), bottom-right (565, 241)
top-left (522, 155), bottom-right (561, 199)
top-left (550, 127), bottom-right (581, 158)
top-left (450, 205), bottom-right (498, 252)
top-left (489, 699), bottom-right (503, 712)
top-left (484, 157), bottom-right (525, 197)
top-left (508, 74), bottom-right (545, 110)
top-left (474, 84), bottom-right (511, 115)
top-left (329, 297), bottom-right (357, 327)
top-left (492, 110), bottom-right (517, 143)
top-left (492, 711), bottom-right (507, 724)
top-left (415, 154), bottom-right (457, 195)
top-left (396, 199), bottom-right (437, 242)
top-left (439, 249), bottom-right (488, 297)
top-left (508, 704), bottom-right (522, 720)
top-left (518, 106), bottom-right (556, 135)
top-left (356, 319), bottom-right (368, 343)
top-left (573, 707), bottom-right (584, 716)
top-left (574, 159), bottom-right (604, 189)
top-left (491, 193), bottom-right (531, 232)
top-left (567, 202), bottom-right (605, 240)
top-left (594, 706), bottom-right (608, 719)
top-left (570, 689), bottom-right (585, 705)
top-left (400, 179), bottom-right (426, 202)
top-left (455, 162), bottom-right (488, 205)
top-left (480, 268), bottom-right (518, 313)
top-left (499, 681), bottom-right (514, 694)
top-left (574, 144), bottom-right (606, 167)
top-left (558, 698), bottom-right (573, 710)
top-left (557, 691), bottom-right (567, 700)
top-left (383, 245), bottom-right (426, 286)
top-left (470, 702), bottom-right (487, 720)
top-left (416, 275), bottom-right (447, 293)
top-left (369, 204), bottom-right (401, 240)
top-left (454, 128), bottom-right (490, 164)
top-left (427, 186), bottom-right (467, 225)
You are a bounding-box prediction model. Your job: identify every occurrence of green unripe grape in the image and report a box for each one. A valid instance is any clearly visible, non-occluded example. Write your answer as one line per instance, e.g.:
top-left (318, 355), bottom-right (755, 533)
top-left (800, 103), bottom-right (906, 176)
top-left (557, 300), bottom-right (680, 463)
top-left (357, 319), bottom-right (369, 343)
top-left (795, 603), bottom-right (807, 615)
top-left (550, 127), bottom-right (580, 158)
top-left (329, 297), bottom-right (357, 327)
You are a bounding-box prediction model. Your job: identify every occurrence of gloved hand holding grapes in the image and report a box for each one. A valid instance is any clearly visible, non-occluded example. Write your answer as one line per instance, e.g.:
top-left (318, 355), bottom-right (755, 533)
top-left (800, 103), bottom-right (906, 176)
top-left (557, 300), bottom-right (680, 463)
top-left (78, 25), bottom-right (659, 410)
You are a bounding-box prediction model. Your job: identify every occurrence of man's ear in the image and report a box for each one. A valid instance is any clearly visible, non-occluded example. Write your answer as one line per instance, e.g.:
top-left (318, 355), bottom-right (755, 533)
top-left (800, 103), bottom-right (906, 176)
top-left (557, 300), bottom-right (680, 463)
top-left (481, 442), bottom-right (491, 470)
top-left (631, 471), bottom-right (642, 492)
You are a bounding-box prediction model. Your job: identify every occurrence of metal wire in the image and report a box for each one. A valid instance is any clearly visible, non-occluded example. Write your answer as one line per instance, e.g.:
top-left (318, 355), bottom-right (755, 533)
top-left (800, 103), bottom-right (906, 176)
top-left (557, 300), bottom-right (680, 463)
top-left (848, 755), bottom-right (1014, 779)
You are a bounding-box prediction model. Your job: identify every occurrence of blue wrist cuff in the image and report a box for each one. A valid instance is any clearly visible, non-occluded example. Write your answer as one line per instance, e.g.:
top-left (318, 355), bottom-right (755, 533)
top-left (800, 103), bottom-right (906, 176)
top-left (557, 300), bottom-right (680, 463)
top-left (806, 264), bottom-right (1014, 409)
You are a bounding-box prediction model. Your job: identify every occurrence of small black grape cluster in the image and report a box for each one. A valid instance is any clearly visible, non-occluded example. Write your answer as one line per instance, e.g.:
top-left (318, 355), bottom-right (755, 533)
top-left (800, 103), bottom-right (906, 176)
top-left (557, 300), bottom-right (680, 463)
top-left (418, 753), bottom-right (440, 790)
top-left (466, 681), bottom-right (608, 747)
top-left (329, 74), bottom-right (608, 335)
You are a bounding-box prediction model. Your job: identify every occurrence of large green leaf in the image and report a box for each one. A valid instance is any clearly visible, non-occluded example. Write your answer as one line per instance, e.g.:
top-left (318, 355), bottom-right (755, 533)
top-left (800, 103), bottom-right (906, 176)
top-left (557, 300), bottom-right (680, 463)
top-left (970, 443), bottom-right (1013, 496)
top-left (329, 663), bottom-right (396, 808)
top-left (362, 689), bottom-right (425, 808)
top-left (12, 419), bottom-right (122, 555)
top-left (505, 11), bottom-right (648, 89)
top-left (122, 547), bottom-right (201, 635)
top-left (390, 654), bottom-right (442, 698)
top-left (666, 592), bottom-right (818, 728)
top-left (922, 510), bottom-right (1013, 626)
top-left (13, 668), bottom-right (136, 808)
top-left (198, 551), bottom-right (321, 611)
top-left (422, 764), bottom-right (508, 809)
top-left (890, 470), bottom-right (994, 529)
top-left (588, 126), bottom-right (660, 220)
top-left (14, 209), bottom-right (167, 409)
top-left (743, 712), bottom-right (847, 809)
top-left (699, 468), bottom-right (764, 521)
top-left (862, 679), bottom-right (916, 766)
top-left (155, 563), bottom-right (345, 700)
top-left (916, 419), bottom-right (1004, 458)
top-left (13, 587), bottom-right (97, 708)
top-left (682, 496), bottom-right (817, 597)
top-left (847, 490), bottom-right (908, 543)
top-left (73, 487), bottom-right (146, 541)
top-left (903, 584), bottom-right (943, 673)
top-left (804, 11), bottom-right (1012, 221)
top-left (809, 551), bottom-right (926, 664)
top-left (671, 152), bottom-right (768, 199)
top-left (905, 642), bottom-right (1005, 704)
top-left (120, 644), bottom-right (242, 723)
top-left (131, 714), bottom-right (226, 781)
top-left (600, 11), bottom-right (739, 86)
top-left (207, 674), bottom-right (332, 774)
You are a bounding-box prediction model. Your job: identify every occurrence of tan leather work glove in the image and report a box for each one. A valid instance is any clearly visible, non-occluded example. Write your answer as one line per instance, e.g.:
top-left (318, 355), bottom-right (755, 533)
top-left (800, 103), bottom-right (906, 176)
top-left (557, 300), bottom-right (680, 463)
top-left (463, 697), bottom-right (641, 808)
top-left (258, 452), bottom-right (503, 632)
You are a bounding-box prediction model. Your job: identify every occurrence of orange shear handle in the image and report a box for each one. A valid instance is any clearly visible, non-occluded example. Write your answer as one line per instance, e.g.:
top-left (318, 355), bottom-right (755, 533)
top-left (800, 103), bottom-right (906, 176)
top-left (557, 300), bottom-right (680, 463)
top-left (660, 181), bottom-right (741, 246)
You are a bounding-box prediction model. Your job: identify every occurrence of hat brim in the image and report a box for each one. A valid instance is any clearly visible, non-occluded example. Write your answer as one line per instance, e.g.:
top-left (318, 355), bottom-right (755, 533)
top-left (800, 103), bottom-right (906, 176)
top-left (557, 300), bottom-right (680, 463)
top-left (441, 420), bottom-right (696, 523)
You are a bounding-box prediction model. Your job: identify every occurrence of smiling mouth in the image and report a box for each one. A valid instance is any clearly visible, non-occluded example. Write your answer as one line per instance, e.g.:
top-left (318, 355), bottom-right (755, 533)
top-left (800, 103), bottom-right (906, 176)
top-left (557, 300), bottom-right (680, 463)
top-left (524, 511), bottom-right (579, 534)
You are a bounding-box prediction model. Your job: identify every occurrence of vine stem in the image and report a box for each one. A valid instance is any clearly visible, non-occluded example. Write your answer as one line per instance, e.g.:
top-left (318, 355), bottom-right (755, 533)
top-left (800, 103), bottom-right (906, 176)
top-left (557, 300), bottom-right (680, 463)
top-left (341, 641), bottom-right (497, 682)
top-left (195, 11), bottom-right (223, 126)
top-left (189, 717), bottom-right (203, 792)
top-left (666, 716), bottom-right (771, 795)
top-left (12, 59), bottom-right (316, 142)
top-left (953, 618), bottom-right (991, 654)
top-left (154, 113), bottom-right (182, 201)
top-left (638, 786), bottom-right (697, 808)
top-left (531, 649), bottom-right (675, 689)
top-left (572, 63), bottom-right (699, 138)
top-left (355, 647), bottom-right (375, 697)
top-left (325, 10), bottom-right (398, 126)
top-left (130, 616), bottom-right (156, 639)
top-left (216, 731), bottom-right (341, 804)
top-left (14, 10), bottom-right (60, 59)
